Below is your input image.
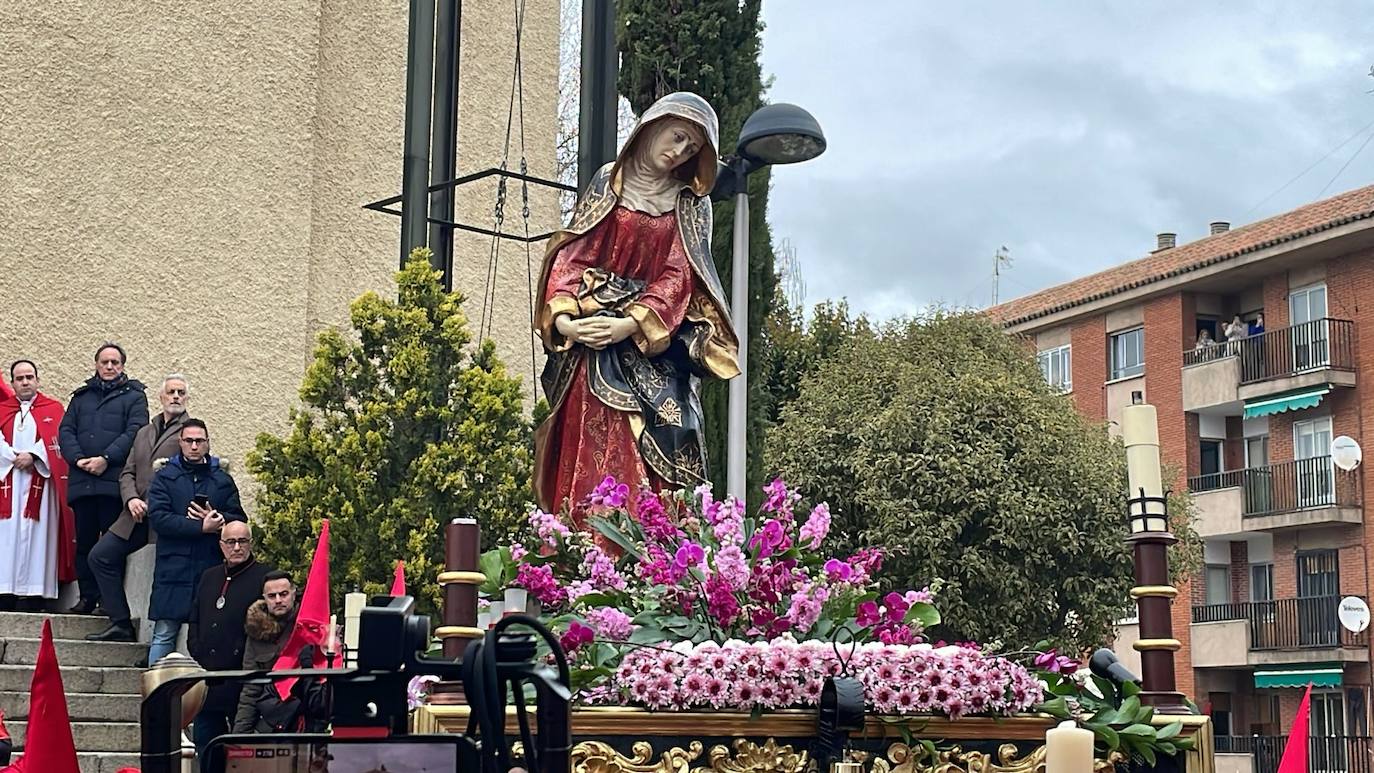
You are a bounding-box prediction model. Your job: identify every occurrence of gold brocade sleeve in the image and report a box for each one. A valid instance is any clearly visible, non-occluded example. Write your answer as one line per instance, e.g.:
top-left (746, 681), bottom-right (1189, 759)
top-left (541, 295), bottom-right (582, 352)
top-left (626, 302), bottom-right (672, 357)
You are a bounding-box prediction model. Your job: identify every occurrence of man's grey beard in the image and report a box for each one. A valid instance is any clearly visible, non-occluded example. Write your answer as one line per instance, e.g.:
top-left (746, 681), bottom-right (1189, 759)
top-left (164, 403), bottom-right (187, 416)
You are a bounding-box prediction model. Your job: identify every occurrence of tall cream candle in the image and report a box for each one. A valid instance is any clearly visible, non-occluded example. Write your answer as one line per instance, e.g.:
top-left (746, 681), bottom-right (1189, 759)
top-left (1121, 402), bottom-right (1167, 532)
top-left (1045, 719), bottom-right (1094, 773)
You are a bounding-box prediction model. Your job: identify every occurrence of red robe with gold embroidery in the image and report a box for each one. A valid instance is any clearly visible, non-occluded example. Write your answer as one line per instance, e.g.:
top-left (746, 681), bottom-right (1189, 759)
top-left (538, 206), bottom-right (695, 519)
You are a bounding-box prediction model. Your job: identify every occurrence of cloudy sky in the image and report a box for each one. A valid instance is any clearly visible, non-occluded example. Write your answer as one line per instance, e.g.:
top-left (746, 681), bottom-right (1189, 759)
top-left (758, 2), bottom-right (1374, 319)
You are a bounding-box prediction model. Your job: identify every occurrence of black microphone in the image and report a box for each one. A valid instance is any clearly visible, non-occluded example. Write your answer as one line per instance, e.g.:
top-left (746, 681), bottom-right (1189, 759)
top-left (1089, 648), bottom-right (1141, 686)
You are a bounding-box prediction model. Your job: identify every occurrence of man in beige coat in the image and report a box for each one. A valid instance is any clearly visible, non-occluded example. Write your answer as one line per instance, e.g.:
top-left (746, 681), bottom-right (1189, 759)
top-left (85, 374), bottom-right (190, 643)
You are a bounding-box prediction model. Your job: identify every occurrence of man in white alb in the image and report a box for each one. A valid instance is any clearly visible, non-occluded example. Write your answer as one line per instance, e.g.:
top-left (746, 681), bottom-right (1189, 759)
top-left (0, 360), bottom-right (75, 611)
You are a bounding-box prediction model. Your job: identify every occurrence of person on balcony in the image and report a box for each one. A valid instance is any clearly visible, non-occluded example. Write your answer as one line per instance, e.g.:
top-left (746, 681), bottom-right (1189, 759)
top-left (1248, 312), bottom-right (1265, 336)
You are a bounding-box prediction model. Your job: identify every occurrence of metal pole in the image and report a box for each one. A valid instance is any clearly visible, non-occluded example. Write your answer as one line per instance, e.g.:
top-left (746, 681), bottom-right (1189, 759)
top-left (401, 0), bottom-right (436, 268)
top-left (429, 0), bottom-right (461, 289)
top-left (727, 186), bottom-right (750, 502)
top-left (577, 0), bottom-right (618, 193)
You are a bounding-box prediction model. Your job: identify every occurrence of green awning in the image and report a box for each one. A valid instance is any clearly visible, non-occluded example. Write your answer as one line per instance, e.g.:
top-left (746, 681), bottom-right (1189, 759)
top-left (1243, 387), bottom-right (1331, 419)
top-left (1254, 665), bottom-right (1344, 689)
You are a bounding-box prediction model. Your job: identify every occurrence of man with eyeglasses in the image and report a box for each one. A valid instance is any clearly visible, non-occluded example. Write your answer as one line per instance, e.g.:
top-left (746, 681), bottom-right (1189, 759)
top-left (188, 519), bottom-right (272, 766)
top-left (87, 374), bottom-right (192, 643)
top-left (145, 418), bottom-right (245, 665)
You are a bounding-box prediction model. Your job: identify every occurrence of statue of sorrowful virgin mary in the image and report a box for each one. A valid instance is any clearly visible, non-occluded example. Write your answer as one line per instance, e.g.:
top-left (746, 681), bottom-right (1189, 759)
top-left (533, 92), bottom-right (740, 521)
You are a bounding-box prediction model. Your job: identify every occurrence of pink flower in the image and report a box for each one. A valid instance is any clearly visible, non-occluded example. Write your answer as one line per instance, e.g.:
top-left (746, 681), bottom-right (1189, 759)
top-left (856, 601), bottom-right (881, 627)
top-left (582, 546), bottom-right (628, 591)
top-left (1034, 649), bottom-right (1079, 674)
top-left (883, 591), bottom-right (910, 623)
top-left (529, 508), bottom-right (572, 549)
top-left (748, 520), bottom-right (790, 559)
top-left (588, 475), bottom-right (630, 509)
top-left (713, 544), bottom-right (750, 590)
top-left (559, 620), bottom-right (594, 652)
top-left (634, 489), bottom-right (681, 543)
top-left (705, 576), bottom-right (741, 626)
top-left (510, 542), bottom-right (529, 561)
top-left (584, 606), bottom-right (635, 641)
top-left (798, 503), bottom-right (831, 549)
top-left (823, 559), bottom-right (853, 583)
top-left (515, 563), bottom-right (565, 607)
top-left (674, 541), bottom-right (706, 572)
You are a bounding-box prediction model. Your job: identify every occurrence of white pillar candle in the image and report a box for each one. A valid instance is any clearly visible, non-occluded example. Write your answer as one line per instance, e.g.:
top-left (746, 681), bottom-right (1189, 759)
top-left (1121, 402), bottom-right (1167, 532)
top-left (486, 601), bottom-right (504, 621)
top-left (504, 587), bottom-right (528, 616)
top-left (343, 592), bottom-right (366, 655)
top-left (326, 613), bottom-right (338, 659)
top-left (477, 612), bottom-right (492, 630)
top-left (1045, 719), bottom-right (1094, 773)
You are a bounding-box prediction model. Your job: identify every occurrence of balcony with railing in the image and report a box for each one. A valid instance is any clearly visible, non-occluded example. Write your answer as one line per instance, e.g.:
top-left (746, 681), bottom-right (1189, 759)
top-left (1190, 595), bottom-right (1370, 668)
top-left (1213, 735), bottom-right (1373, 773)
top-left (1188, 456), bottom-right (1361, 537)
top-left (1182, 318), bottom-right (1357, 412)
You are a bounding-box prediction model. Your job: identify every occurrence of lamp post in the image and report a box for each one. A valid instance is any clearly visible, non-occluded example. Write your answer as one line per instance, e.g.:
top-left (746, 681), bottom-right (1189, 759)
top-left (1120, 391), bottom-right (1190, 713)
top-left (711, 103), bottom-right (827, 502)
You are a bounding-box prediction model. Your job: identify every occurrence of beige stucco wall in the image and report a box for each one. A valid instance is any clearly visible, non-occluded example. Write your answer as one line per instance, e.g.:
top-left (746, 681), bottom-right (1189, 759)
top-left (0, 1), bottom-right (559, 493)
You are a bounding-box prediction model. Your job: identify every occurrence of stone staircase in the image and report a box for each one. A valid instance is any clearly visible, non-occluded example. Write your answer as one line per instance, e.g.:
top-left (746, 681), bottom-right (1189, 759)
top-left (1, 610), bottom-right (143, 773)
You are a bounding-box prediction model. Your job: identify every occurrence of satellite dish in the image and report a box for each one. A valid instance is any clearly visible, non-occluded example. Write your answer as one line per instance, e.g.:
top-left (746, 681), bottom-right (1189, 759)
top-left (1332, 436), bottom-right (1363, 472)
top-left (1339, 596), bottom-right (1370, 634)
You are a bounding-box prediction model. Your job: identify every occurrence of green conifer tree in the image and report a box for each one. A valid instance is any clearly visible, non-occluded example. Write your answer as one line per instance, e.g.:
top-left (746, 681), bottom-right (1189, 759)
top-left (249, 254), bottom-right (532, 612)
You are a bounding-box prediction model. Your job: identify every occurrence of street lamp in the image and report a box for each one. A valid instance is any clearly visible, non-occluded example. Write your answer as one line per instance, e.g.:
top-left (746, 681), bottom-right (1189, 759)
top-left (711, 103), bottom-right (827, 503)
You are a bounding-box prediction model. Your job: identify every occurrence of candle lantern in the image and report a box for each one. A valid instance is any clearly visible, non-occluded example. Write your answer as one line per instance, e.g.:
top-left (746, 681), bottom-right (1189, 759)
top-left (1119, 396), bottom-right (1189, 714)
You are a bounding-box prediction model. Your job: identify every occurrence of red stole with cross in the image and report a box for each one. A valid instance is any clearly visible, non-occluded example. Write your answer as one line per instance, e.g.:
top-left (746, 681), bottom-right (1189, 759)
top-left (0, 392), bottom-right (76, 582)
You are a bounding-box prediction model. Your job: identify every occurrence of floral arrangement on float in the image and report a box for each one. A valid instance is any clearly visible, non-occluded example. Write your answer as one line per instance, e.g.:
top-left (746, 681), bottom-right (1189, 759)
top-left (466, 477), bottom-right (1191, 764)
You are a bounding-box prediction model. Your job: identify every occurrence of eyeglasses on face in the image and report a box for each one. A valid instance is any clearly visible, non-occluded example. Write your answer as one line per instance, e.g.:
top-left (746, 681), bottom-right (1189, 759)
top-left (220, 538), bottom-right (252, 547)
top-left (181, 437), bottom-right (209, 445)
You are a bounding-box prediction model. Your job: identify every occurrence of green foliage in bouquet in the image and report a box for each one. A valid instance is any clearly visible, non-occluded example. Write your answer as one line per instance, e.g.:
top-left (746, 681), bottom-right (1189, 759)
top-left (249, 253), bottom-right (532, 612)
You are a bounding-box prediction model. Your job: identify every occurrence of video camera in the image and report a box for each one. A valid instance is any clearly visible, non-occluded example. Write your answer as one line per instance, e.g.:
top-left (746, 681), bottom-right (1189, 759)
top-left (140, 597), bottom-right (571, 773)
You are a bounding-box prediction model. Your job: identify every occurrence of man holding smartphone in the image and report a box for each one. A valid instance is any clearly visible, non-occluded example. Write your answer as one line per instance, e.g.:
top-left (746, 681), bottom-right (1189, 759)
top-left (146, 418), bottom-right (246, 665)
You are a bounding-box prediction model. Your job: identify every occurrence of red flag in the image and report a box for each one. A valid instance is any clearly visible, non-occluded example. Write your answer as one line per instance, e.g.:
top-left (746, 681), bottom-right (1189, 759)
top-left (5, 621), bottom-right (79, 773)
top-left (272, 520), bottom-right (333, 699)
top-left (1277, 683), bottom-right (1312, 773)
top-left (391, 560), bottom-right (406, 596)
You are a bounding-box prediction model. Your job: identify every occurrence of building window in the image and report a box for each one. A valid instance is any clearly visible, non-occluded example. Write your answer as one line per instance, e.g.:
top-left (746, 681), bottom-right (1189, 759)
top-left (1110, 327), bottom-right (1145, 380)
top-left (1037, 345), bottom-right (1072, 392)
top-left (1250, 564), bottom-right (1274, 602)
top-left (1205, 564), bottom-right (1230, 606)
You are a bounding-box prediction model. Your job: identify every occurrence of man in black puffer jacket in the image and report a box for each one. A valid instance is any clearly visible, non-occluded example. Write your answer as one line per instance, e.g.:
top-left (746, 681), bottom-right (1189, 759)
top-left (146, 418), bottom-right (245, 666)
top-left (58, 342), bottom-right (149, 614)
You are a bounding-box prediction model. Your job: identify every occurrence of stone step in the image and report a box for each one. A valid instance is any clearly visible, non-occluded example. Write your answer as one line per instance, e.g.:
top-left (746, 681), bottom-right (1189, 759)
top-left (0, 611), bottom-right (137, 641)
top-left (9, 720), bottom-right (141, 752)
top-left (13, 751), bottom-right (142, 773)
top-left (0, 664), bottom-right (143, 694)
top-left (1, 637), bottom-right (145, 668)
top-left (1, 689), bottom-right (141, 722)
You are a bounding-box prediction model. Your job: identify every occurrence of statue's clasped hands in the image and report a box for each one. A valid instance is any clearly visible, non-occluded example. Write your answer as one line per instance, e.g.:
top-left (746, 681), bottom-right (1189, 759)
top-left (556, 314), bottom-right (638, 350)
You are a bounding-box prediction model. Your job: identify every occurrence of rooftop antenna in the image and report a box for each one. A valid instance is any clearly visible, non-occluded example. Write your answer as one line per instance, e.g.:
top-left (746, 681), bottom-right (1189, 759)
top-left (992, 246), bottom-right (1012, 306)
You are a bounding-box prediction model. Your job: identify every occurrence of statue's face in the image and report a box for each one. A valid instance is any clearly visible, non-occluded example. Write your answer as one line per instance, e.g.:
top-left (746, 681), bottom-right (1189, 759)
top-left (643, 118), bottom-right (705, 175)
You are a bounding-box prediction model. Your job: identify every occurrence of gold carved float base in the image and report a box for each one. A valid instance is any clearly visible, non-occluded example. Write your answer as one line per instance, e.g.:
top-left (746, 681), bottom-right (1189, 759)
top-left (570, 738), bottom-right (1126, 773)
top-left (414, 705), bottom-right (1213, 773)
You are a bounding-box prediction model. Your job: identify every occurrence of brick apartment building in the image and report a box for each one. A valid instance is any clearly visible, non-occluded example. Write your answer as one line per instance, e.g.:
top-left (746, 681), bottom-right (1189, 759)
top-left (990, 184), bottom-right (1374, 773)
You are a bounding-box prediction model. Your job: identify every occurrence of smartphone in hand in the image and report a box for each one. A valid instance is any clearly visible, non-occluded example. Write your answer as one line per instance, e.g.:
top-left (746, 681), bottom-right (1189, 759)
top-left (193, 494), bottom-right (211, 510)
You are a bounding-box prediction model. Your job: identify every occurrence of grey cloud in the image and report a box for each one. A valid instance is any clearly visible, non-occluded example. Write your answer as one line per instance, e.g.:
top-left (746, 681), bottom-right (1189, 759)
top-left (759, 1), bottom-right (1374, 318)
